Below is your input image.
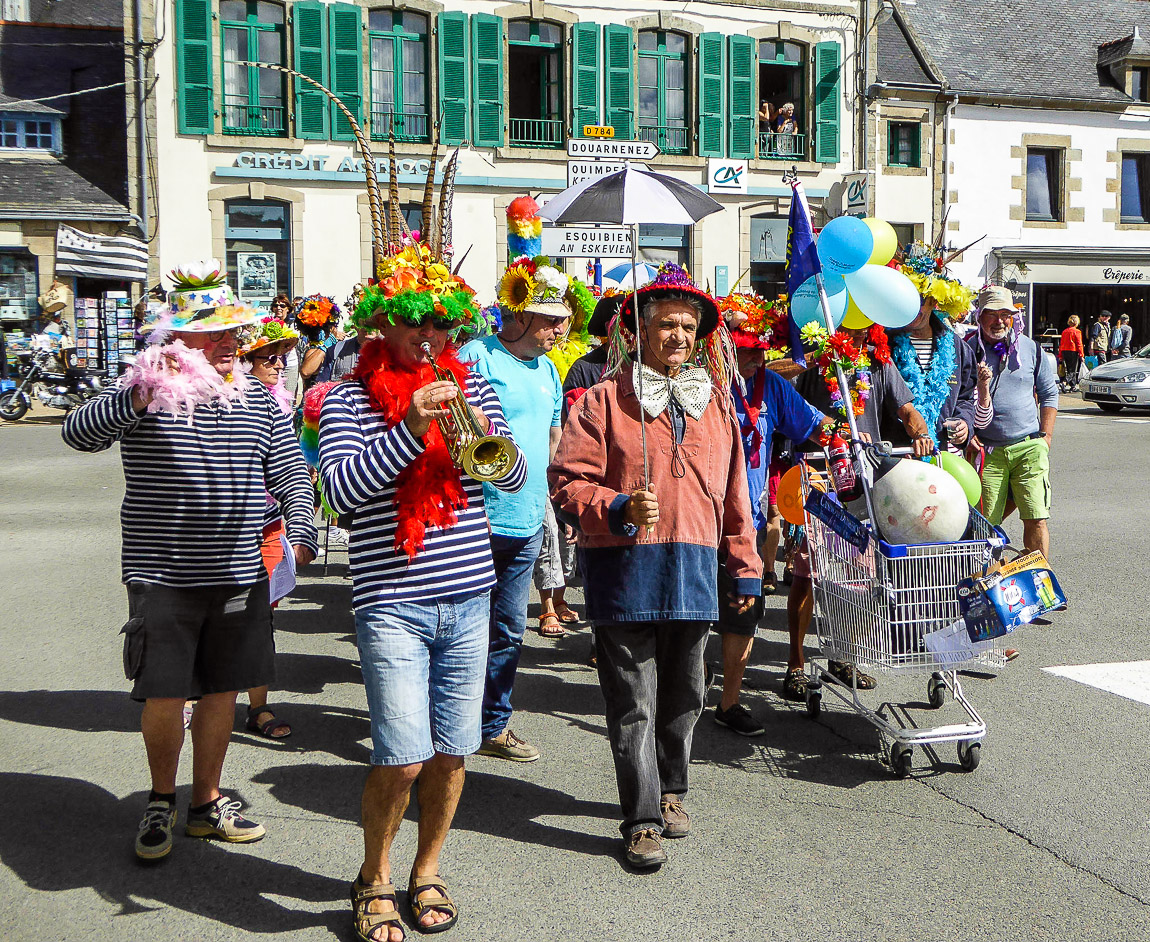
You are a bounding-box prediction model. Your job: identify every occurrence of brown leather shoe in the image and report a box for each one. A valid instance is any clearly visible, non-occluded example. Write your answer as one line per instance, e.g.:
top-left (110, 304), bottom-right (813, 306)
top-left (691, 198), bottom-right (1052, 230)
top-left (625, 828), bottom-right (667, 869)
top-left (660, 794), bottom-right (690, 838)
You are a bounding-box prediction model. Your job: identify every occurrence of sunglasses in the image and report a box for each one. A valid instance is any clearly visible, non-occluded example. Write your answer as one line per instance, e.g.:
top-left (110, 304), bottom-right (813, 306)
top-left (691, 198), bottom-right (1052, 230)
top-left (253, 353), bottom-right (287, 366)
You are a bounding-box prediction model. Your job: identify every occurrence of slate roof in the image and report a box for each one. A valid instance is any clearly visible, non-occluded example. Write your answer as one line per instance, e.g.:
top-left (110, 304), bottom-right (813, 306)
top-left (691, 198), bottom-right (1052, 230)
top-left (0, 157), bottom-right (131, 221)
top-left (21, 0), bottom-right (122, 28)
top-left (0, 92), bottom-right (64, 116)
top-left (893, 0), bottom-right (1150, 103)
top-left (877, 18), bottom-right (938, 87)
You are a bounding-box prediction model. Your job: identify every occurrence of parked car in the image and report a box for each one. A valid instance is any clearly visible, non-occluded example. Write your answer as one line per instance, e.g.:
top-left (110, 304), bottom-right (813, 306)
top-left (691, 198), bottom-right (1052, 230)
top-left (1082, 343), bottom-right (1150, 412)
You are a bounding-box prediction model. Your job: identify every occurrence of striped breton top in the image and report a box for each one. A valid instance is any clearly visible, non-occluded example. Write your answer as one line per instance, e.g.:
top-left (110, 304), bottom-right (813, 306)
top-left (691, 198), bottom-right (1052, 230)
top-left (62, 378), bottom-right (319, 587)
top-left (910, 334), bottom-right (993, 435)
top-left (318, 375), bottom-right (527, 608)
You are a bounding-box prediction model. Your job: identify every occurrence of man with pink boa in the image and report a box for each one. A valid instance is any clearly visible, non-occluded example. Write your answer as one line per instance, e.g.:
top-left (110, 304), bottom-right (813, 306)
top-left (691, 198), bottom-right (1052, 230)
top-left (62, 263), bottom-right (317, 864)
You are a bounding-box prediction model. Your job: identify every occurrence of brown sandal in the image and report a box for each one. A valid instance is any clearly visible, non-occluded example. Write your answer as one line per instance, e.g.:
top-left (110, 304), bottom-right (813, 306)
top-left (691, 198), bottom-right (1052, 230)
top-left (537, 613), bottom-right (567, 639)
top-left (554, 604), bottom-right (580, 624)
top-left (408, 873), bottom-right (459, 934)
top-left (351, 875), bottom-right (405, 942)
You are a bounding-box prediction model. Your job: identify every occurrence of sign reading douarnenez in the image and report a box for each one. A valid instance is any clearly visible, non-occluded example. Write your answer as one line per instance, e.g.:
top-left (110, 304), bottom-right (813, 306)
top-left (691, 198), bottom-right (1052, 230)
top-left (1103, 267), bottom-right (1146, 284)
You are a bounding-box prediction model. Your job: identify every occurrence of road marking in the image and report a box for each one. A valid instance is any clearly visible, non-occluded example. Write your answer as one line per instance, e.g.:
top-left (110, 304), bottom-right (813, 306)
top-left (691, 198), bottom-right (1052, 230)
top-left (1114, 418), bottom-right (1150, 424)
top-left (1043, 660), bottom-right (1150, 706)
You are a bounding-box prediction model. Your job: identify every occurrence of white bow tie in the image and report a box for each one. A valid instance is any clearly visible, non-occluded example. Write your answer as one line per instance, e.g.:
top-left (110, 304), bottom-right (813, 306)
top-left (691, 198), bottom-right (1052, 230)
top-left (633, 362), bottom-right (712, 420)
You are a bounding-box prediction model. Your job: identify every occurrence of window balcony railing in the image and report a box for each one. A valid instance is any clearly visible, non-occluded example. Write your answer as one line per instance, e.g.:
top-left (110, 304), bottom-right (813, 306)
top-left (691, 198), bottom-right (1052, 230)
top-left (637, 122), bottom-right (689, 155)
top-left (222, 97), bottom-right (286, 137)
top-left (508, 117), bottom-right (564, 148)
top-left (370, 110), bottom-right (430, 143)
top-left (758, 131), bottom-right (807, 160)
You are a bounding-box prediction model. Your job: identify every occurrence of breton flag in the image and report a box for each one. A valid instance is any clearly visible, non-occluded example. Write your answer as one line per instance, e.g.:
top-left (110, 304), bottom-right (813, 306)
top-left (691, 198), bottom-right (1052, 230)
top-left (784, 181), bottom-right (821, 366)
top-left (55, 224), bottom-right (148, 282)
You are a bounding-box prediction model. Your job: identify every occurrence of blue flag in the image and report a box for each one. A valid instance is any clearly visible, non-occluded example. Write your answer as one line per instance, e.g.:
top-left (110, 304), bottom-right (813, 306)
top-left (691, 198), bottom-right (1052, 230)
top-left (785, 182), bottom-right (821, 366)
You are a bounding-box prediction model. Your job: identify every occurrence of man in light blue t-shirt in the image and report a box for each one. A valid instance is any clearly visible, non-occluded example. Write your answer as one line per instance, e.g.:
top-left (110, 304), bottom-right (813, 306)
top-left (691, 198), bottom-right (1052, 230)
top-left (460, 280), bottom-right (568, 762)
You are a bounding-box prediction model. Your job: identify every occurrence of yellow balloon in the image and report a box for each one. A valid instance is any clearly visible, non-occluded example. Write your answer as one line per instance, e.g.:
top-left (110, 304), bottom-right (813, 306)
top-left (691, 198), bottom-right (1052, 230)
top-left (863, 217), bottom-right (899, 266)
top-left (841, 297), bottom-right (874, 329)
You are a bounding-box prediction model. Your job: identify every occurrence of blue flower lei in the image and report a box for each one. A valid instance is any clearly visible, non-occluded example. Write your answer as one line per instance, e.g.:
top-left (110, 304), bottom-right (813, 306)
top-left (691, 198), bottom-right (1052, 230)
top-left (890, 328), bottom-right (956, 447)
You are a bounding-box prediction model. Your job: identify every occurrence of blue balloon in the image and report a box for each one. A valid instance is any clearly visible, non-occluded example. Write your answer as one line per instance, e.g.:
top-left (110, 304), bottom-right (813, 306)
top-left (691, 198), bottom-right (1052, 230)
top-left (843, 264), bottom-right (921, 329)
top-left (817, 216), bottom-right (874, 276)
top-left (790, 274), bottom-right (847, 330)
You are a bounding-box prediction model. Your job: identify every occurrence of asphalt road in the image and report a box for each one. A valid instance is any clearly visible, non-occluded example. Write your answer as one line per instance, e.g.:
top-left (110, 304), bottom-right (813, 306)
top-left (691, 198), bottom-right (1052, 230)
top-left (2, 394), bottom-right (1149, 942)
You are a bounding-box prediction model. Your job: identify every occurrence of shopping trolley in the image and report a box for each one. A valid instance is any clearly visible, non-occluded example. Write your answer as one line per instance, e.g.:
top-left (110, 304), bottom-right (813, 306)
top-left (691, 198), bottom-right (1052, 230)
top-left (799, 451), bottom-right (1009, 776)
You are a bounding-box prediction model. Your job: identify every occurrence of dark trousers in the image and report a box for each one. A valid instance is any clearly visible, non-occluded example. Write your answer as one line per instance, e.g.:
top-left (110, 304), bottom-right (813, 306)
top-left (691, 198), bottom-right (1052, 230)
top-left (594, 620), bottom-right (710, 837)
top-left (482, 527), bottom-right (545, 740)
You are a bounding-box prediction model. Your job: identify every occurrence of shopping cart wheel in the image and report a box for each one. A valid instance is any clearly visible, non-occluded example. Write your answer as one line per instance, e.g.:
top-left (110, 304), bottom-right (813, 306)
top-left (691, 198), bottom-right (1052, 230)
top-left (805, 687), bottom-right (821, 718)
top-left (957, 740), bottom-right (981, 771)
top-left (927, 673), bottom-right (946, 709)
top-left (890, 743), bottom-right (913, 778)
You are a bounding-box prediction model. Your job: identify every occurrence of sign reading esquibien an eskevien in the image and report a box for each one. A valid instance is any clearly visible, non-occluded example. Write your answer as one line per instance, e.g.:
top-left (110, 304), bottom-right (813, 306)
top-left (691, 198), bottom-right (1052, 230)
top-left (540, 226), bottom-right (634, 257)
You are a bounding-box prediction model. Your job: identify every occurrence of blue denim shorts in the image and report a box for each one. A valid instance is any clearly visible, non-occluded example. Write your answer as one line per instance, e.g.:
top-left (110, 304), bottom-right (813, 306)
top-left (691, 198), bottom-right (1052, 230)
top-left (355, 591), bottom-right (490, 766)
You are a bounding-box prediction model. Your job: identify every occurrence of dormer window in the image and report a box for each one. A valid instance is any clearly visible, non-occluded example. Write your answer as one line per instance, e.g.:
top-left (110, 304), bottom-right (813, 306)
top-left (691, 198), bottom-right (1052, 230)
top-left (1133, 67), bottom-right (1150, 102)
top-left (0, 114), bottom-right (59, 152)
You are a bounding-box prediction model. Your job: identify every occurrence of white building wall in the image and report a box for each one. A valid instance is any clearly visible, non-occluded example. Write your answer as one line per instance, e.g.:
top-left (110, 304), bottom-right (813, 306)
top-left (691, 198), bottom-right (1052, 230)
top-left (149, 0), bottom-right (864, 304)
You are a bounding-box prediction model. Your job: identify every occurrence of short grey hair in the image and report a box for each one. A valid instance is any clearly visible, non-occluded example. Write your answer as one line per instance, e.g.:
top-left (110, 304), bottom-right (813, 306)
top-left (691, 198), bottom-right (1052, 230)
top-left (640, 292), bottom-right (704, 326)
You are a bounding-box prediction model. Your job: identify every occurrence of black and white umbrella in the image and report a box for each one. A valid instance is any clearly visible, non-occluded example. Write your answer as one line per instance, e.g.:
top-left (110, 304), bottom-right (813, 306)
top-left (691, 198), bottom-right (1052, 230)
top-left (538, 162), bottom-right (724, 484)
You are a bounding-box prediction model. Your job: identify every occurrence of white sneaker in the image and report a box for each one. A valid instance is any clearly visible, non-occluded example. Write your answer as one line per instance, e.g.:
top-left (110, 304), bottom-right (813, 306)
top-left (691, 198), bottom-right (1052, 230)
top-left (328, 527), bottom-right (349, 546)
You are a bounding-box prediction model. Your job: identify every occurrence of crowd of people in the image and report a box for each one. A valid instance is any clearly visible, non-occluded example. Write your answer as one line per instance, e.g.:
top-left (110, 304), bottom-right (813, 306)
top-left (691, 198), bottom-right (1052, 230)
top-left (58, 221), bottom-right (1066, 939)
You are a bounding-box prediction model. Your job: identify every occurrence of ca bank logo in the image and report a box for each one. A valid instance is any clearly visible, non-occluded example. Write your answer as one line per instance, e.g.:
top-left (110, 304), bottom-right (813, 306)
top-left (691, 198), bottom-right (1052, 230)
top-left (707, 158), bottom-right (748, 194)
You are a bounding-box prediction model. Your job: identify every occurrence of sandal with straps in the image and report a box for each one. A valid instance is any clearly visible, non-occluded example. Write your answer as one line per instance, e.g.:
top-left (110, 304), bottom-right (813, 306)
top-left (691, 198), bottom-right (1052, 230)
top-left (351, 874), bottom-right (406, 942)
top-left (246, 705), bottom-right (292, 739)
top-left (537, 613), bottom-right (567, 639)
top-left (408, 873), bottom-right (459, 935)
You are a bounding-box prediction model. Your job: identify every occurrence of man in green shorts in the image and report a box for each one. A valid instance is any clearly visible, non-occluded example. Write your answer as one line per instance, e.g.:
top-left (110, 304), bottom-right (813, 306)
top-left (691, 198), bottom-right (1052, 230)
top-left (966, 286), bottom-right (1059, 558)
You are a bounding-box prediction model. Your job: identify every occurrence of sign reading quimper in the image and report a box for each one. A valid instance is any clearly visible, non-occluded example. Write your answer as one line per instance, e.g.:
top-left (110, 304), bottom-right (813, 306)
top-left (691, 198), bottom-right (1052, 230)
top-left (567, 160), bottom-right (626, 187)
top-left (540, 226), bottom-right (634, 257)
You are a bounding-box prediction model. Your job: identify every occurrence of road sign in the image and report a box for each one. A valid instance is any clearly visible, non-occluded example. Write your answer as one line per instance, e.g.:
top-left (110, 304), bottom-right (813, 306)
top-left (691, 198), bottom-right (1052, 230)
top-left (567, 159), bottom-right (626, 187)
top-left (582, 125), bottom-right (615, 138)
top-left (566, 139), bottom-right (660, 160)
top-left (540, 226), bottom-right (633, 258)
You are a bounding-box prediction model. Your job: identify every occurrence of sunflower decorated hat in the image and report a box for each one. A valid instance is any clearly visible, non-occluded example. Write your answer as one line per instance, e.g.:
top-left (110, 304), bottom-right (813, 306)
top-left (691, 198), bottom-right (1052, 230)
top-left (899, 241), bottom-right (976, 319)
top-left (497, 255), bottom-right (586, 320)
top-left (237, 317), bottom-right (300, 358)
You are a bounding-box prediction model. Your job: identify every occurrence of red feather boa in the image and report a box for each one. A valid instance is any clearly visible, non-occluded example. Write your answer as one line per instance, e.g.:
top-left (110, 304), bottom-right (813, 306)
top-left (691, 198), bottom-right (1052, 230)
top-left (351, 338), bottom-right (470, 560)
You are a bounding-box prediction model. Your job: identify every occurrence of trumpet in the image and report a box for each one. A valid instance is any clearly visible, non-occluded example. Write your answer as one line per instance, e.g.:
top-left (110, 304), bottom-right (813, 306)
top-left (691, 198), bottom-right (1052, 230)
top-left (420, 342), bottom-right (519, 482)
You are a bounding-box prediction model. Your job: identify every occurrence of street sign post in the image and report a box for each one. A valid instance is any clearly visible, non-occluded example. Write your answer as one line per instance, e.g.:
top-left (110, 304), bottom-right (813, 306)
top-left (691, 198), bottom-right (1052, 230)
top-left (567, 160), bottom-right (626, 187)
top-left (566, 139), bottom-right (660, 160)
top-left (540, 226), bottom-right (633, 258)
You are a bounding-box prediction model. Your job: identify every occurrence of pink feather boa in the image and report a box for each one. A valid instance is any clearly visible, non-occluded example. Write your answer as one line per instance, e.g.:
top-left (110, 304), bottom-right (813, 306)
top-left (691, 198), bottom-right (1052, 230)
top-left (123, 340), bottom-right (246, 424)
top-left (237, 359), bottom-right (294, 415)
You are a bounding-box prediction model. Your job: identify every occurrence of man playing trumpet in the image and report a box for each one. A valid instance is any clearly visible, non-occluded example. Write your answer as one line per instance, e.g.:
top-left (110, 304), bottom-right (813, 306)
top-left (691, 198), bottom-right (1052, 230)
top-left (316, 243), bottom-right (526, 941)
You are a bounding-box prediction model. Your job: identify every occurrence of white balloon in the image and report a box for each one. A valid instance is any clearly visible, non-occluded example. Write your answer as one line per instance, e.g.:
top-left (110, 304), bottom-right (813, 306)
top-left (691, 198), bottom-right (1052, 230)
top-left (870, 456), bottom-right (970, 545)
top-left (843, 265), bottom-right (920, 330)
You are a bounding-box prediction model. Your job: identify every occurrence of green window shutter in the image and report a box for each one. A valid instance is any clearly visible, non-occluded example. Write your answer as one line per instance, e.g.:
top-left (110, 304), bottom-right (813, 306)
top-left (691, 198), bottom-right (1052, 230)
top-left (814, 41), bottom-right (841, 164)
top-left (911, 124), bottom-right (921, 167)
top-left (175, 0), bottom-right (213, 134)
top-left (328, 3), bottom-right (362, 141)
top-left (571, 22), bottom-right (600, 136)
top-left (603, 24), bottom-right (633, 140)
top-left (293, 0), bottom-right (328, 140)
top-left (470, 13), bottom-right (503, 147)
top-left (697, 32), bottom-right (725, 157)
top-left (727, 35), bottom-right (756, 159)
top-left (437, 11), bottom-right (469, 145)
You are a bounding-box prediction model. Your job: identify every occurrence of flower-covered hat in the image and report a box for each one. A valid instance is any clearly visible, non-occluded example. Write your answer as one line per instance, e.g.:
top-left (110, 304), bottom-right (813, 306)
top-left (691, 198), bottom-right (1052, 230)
top-left (618, 263), bottom-right (720, 337)
top-left (497, 256), bottom-right (582, 320)
top-left (295, 294), bottom-right (341, 330)
top-left (899, 241), bottom-right (976, 319)
top-left (238, 317), bottom-right (300, 358)
top-left (144, 258), bottom-right (261, 338)
top-left (353, 241), bottom-right (482, 335)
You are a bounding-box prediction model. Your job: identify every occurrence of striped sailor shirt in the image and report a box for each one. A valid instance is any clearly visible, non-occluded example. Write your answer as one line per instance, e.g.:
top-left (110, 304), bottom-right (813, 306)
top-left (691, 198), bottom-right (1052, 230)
top-left (62, 377), bottom-right (318, 587)
top-left (318, 374), bottom-right (527, 608)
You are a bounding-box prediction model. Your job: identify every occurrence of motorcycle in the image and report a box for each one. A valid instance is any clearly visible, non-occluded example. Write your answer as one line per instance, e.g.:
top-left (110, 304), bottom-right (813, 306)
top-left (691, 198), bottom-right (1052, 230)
top-left (0, 342), bottom-right (104, 421)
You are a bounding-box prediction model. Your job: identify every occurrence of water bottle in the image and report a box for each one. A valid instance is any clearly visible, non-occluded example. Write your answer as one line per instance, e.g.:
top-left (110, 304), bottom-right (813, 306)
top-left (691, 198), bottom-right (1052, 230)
top-left (828, 433), bottom-right (861, 502)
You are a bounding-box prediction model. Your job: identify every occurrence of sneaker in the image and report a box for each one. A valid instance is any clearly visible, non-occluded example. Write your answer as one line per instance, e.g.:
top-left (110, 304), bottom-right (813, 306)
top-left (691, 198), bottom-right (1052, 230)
top-left (475, 729), bottom-right (540, 762)
top-left (713, 702), bottom-right (765, 737)
top-left (184, 796), bottom-right (266, 843)
top-left (659, 794), bottom-right (691, 838)
top-left (135, 800), bottom-right (176, 861)
top-left (625, 828), bottom-right (667, 869)
top-left (328, 526), bottom-right (350, 546)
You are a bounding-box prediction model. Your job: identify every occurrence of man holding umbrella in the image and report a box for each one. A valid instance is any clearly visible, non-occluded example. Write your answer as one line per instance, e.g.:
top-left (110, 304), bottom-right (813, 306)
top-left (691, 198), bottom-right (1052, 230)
top-left (549, 265), bottom-right (761, 870)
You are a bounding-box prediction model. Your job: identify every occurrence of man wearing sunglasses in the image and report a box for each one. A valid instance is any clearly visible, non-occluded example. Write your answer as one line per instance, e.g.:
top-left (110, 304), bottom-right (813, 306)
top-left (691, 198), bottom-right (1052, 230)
top-left (967, 285), bottom-right (1059, 558)
top-left (63, 289), bottom-right (318, 864)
